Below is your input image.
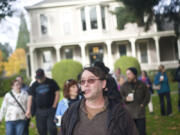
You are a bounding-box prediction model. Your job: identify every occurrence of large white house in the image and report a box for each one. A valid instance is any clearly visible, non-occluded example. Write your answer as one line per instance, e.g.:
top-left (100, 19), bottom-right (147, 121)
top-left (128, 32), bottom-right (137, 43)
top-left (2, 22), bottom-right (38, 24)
top-left (26, 0), bottom-right (180, 78)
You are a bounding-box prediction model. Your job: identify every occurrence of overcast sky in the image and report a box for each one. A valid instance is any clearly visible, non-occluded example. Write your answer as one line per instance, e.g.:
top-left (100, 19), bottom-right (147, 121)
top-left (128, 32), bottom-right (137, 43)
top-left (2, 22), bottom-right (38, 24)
top-left (0, 0), bottom-right (43, 50)
top-left (0, 0), bottom-right (171, 51)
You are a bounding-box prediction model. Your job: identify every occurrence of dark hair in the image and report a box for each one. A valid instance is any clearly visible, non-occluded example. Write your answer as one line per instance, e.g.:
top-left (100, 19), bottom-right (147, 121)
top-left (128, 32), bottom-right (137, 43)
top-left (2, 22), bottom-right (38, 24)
top-left (80, 66), bottom-right (106, 80)
top-left (93, 61), bottom-right (110, 75)
top-left (63, 79), bottom-right (79, 99)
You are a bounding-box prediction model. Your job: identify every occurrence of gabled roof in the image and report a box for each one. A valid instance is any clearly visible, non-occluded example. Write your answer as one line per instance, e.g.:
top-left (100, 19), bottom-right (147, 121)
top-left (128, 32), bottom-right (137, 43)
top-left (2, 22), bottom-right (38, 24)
top-left (34, 0), bottom-right (79, 6)
top-left (26, 0), bottom-right (81, 10)
top-left (26, 0), bottom-right (114, 10)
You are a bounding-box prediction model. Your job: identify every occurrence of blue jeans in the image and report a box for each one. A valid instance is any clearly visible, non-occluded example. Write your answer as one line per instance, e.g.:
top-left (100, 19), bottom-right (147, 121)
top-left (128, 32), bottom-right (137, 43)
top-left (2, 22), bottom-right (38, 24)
top-left (6, 120), bottom-right (26, 135)
top-left (158, 92), bottom-right (172, 115)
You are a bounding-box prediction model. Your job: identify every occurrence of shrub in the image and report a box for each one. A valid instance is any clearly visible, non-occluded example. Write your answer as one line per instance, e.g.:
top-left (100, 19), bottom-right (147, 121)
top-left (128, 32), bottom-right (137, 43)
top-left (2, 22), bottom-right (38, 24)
top-left (52, 60), bottom-right (83, 89)
top-left (114, 56), bottom-right (141, 75)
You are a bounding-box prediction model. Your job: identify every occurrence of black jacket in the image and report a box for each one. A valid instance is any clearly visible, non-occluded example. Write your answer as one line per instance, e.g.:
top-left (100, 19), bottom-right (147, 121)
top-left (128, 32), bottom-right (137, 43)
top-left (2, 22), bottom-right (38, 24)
top-left (120, 80), bottom-right (150, 119)
top-left (60, 98), bottom-right (138, 135)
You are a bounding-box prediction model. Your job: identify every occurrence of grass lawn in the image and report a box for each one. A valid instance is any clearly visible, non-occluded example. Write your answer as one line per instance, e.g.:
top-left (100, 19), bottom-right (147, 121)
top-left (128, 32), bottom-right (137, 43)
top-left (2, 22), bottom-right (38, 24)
top-left (0, 91), bottom-right (180, 135)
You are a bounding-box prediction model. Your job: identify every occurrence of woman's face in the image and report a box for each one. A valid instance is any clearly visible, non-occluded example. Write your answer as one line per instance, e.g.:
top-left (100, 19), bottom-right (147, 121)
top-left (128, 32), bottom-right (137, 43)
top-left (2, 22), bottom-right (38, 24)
top-left (12, 81), bottom-right (21, 91)
top-left (69, 84), bottom-right (79, 98)
top-left (142, 71), bottom-right (145, 77)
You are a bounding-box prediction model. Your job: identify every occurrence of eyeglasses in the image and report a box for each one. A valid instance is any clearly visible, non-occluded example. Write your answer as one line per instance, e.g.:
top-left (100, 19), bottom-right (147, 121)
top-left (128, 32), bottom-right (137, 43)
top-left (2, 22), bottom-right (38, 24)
top-left (80, 79), bottom-right (101, 85)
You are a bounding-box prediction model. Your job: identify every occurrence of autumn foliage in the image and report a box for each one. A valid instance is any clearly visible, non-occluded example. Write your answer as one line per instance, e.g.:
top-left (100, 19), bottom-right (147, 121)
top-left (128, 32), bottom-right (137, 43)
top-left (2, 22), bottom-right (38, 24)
top-left (3, 48), bottom-right (26, 76)
top-left (0, 50), bottom-right (3, 73)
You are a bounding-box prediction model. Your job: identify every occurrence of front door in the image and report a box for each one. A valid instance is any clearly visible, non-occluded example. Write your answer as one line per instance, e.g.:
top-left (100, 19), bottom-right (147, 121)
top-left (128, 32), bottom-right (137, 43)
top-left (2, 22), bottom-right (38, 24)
top-left (89, 46), bottom-right (104, 66)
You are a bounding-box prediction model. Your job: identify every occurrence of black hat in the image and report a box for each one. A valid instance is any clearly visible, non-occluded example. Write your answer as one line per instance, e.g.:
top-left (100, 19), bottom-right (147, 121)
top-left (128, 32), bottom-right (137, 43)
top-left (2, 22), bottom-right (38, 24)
top-left (94, 61), bottom-right (110, 75)
top-left (127, 67), bottom-right (137, 76)
top-left (35, 68), bottom-right (45, 79)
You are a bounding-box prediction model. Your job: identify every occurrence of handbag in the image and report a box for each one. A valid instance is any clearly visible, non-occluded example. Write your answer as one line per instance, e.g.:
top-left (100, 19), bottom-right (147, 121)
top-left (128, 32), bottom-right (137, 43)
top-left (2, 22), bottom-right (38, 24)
top-left (9, 91), bottom-right (29, 120)
top-left (152, 84), bottom-right (161, 90)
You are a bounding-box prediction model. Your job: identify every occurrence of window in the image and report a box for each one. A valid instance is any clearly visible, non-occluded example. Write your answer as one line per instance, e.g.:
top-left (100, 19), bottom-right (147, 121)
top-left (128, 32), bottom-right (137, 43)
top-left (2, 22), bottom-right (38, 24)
top-left (63, 12), bottom-right (72, 35)
top-left (65, 48), bottom-right (73, 59)
top-left (42, 50), bottom-right (52, 71)
top-left (139, 43), bottom-right (148, 63)
top-left (119, 45), bottom-right (127, 56)
top-left (101, 7), bottom-right (106, 29)
top-left (90, 6), bottom-right (98, 29)
top-left (81, 8), bottom-right (87, 31)
top-left (40, 14), bottom-right (48, 35)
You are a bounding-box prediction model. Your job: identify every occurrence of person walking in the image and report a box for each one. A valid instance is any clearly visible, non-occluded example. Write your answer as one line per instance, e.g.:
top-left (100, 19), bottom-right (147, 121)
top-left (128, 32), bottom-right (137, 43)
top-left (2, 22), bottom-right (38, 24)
top-left (59, 66), bottom-right (138, 135)
top-left (138, 70), bottom-right (154, 113)
top-left (26, 68), bottom-right (60, 135)
top-left (16, 76), bottom-right (30, 135)
top-left (0, 80), bottom-right (28, 135)
top-left (55, 79), bottom-right (80, 127)
top-left (120, 67), bottom-right (150, 135)
top-left (154, 65), bottom-right (173, 116)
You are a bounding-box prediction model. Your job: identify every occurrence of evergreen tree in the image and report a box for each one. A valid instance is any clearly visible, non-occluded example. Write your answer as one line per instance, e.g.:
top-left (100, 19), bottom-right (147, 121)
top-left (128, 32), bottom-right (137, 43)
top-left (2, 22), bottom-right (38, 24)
top-left (0, 43), bottom-right (12, 61)
top-left (16, 13), bottom-right (29, 51)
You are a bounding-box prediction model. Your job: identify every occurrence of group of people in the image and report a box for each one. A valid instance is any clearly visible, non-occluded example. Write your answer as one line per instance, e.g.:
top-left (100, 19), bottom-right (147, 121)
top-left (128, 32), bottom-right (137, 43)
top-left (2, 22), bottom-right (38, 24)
top-left (0, 60), bottom-right (179, 135)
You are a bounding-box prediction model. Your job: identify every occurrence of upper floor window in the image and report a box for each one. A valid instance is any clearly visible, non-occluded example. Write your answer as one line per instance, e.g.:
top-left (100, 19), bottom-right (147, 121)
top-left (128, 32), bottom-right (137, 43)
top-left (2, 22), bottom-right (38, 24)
top-left (90, 6), bottom-right (98, 29)
top-left (81, 8), bottom-right (87, 31)
top-left (119, 45), bottom-right (127, 56)
top-left (40, 14), bottom-right (48, 35)
top-left (101, 7), bottom-right (106, 29)
top-left (63, 12), bottom-right (72, 35)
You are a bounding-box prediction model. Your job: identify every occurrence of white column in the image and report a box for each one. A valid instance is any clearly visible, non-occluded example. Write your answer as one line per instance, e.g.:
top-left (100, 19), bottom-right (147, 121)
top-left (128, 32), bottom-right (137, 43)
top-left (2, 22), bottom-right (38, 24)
top-left (80, 43), bottom-right (86, 67)
top-left (106, 40), bottom-right (113, 71)
top-left (55, 45), bottom-right (61, 62)
top-left (30, 47), bottom-right (35, 79)
top-left (147, 41), bottom-right (151, 64)
top-left (177, 38), bottom-right (180, 60)
top-left (154, 36), bottom-right (160, 64)
top-left (96, 5), bottom-right (102, 31)
top-left (129, 38), bottom-right (136, 57)
top-left (85, 7), bottom-right (91, 31)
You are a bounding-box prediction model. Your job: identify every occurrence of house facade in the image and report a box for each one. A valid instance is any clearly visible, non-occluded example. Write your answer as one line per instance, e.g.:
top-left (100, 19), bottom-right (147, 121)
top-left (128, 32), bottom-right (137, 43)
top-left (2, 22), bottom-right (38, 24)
top-left (27, 0), bottom-right (180, 78)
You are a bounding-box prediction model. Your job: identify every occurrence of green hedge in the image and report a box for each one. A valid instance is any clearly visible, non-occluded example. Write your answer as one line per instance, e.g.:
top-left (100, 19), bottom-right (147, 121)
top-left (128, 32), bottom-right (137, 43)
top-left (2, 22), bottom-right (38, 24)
top-left (52, 60), bottom-right (83, 89)
top-left (114, 56), bottom-right (141, 75)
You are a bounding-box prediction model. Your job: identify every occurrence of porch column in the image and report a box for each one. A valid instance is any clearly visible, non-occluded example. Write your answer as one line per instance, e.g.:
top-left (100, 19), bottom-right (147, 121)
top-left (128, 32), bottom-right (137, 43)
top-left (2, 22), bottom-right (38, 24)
top-left (106, 40), bottom-right (113, 71)
top-left (129, 38), bottom-right (136, 57)
top-left (177, 38), bottom-right (180, 60)
top-left (30, 47), bottom-right (35, 79)
top-left (154, 36), bottom-right (160, 64)
top-left (55, 45), bottom-right (61, 62)
top-left (97, 5), bottom-right (102, 31)
top-left (80, 43), bottom-right (86, 66)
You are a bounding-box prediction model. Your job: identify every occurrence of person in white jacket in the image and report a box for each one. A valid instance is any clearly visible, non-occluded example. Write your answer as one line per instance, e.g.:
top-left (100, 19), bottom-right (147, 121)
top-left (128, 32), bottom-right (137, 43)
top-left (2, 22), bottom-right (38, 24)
top-left (0, 79), bottom-right (28, 135)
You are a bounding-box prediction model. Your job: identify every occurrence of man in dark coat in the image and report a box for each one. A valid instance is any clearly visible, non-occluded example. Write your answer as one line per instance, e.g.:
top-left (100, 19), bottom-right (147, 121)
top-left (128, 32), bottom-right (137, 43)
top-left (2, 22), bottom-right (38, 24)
top-left (120, 67), bottom-right (150, 135)
top-left (59, 66), bottom-right (138, 135)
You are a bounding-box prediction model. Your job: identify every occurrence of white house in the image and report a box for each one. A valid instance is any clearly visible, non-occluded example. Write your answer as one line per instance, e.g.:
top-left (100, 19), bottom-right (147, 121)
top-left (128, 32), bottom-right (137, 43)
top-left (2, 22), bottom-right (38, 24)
top-left (26, 0), bottom-right (180, 78)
